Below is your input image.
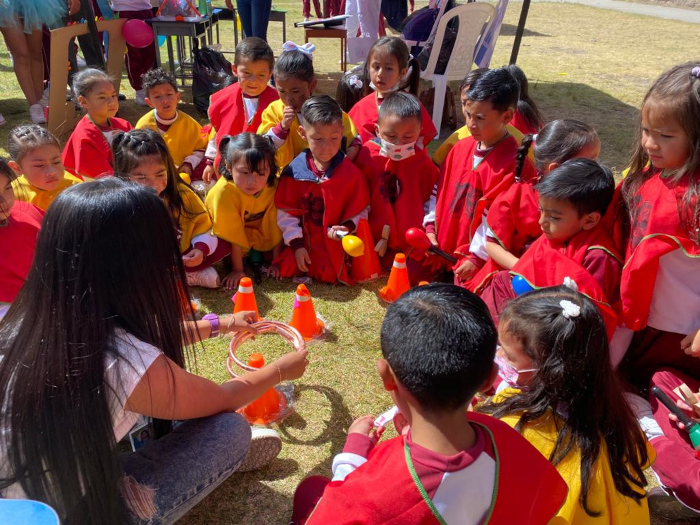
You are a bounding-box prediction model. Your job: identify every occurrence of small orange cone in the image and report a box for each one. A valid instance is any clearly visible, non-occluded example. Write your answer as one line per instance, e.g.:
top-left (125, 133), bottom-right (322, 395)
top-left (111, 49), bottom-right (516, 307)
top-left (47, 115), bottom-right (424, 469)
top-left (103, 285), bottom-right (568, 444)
top-left (232, 277), bottom-right (261, 320)
top-left (289, 284), bottom-right (325, 341)
top-left (350, 219), bottom-right (382, 283)
top-left (242, 353), bottom-right (286, 425)
top-left (379, 253), bottom-right (411, 303)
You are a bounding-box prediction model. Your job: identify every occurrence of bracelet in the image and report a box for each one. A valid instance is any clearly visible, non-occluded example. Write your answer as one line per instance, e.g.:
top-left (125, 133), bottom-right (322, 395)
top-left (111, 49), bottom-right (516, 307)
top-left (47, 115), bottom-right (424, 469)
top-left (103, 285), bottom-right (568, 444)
top-left (273, 363), bottom-right (283, 383)
top-left (203, 313), bottom-right (220, 338)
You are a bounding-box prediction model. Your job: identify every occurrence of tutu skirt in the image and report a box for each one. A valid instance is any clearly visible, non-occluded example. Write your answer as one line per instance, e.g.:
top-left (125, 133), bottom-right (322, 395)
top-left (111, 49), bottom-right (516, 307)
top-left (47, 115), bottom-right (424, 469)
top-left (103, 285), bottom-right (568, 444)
top-left (0, 0), bottom-right (67, 33)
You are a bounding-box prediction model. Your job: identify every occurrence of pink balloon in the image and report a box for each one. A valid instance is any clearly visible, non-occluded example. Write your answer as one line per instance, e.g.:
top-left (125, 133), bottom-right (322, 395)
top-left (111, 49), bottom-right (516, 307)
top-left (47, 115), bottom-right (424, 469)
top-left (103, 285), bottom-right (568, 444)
top-left (123, 19), bottom-right (154, 48)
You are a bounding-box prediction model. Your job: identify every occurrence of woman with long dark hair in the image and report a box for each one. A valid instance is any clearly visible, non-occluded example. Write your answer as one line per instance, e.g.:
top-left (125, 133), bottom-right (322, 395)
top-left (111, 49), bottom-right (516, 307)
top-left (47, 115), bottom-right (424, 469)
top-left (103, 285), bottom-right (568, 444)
top-left (0, 179), bottom-right (309, 524)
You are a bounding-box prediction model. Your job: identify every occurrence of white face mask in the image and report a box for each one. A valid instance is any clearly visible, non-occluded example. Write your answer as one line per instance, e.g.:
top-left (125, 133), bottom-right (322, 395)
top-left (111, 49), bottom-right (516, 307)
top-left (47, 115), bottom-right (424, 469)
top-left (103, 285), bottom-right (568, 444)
top-left (379, 138), bottom-right (417, 162)
top-left (370, 80), bottom-right (401, 93)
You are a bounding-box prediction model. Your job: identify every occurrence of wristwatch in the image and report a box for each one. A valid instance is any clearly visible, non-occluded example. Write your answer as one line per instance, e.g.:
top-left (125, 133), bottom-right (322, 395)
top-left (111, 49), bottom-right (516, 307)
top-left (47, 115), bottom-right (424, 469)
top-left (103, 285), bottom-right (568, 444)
top-left (203, 313), bottom-right (220, 338)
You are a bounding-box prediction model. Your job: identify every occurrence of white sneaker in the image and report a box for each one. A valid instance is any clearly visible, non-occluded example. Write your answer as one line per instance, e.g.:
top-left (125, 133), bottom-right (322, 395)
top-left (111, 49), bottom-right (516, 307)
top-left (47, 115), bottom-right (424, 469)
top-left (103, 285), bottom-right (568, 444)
top-left (40, 86), bottom-right (50, 107)
top-left (237, 427), bottom-right (282, 472)
top-left (29, 103), bottom-right (46, 124)
top-left (135, 89), bottom-right (148, 106)
top-left (186, 266), bottom-right (220, 288)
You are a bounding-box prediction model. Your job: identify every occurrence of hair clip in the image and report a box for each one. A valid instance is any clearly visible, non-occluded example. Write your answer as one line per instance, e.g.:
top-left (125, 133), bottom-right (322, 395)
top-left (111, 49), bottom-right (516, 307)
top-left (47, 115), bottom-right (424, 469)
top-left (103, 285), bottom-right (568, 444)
top-left (282, 41), bottom-right (315, 58)
top-left (692, 66), bottom-right (700, 79)
top-left (532, 133), bottom-right (538, 143)
top-left (348, 75), bottom-right (363, 89)
top-left (562, 276), bottom-right (579, 292)
top-left (560, 300), bottom-right (581, 319)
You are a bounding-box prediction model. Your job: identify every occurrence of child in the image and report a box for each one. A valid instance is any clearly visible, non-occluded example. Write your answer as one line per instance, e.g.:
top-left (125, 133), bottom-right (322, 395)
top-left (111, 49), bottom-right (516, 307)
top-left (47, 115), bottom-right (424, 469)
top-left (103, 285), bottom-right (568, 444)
top-left (259, 43), bottom-right (361, 170)
top-left (275, 95), bottom-right (376, 285)
top-left (480, 286), bottom-right (652, 523)
top-left (613, 63), bottom-right (700, 518)
top-left (354, 91), bottom-right (439, 280)
top-left (0, 158), bottom-right (44, 305)
top-left (426, 68), bottom-right (522, 284)
top-left (113, 129), bottom-right (225, 288)
top-left (135, 68), bottom-right (208, 180)
top-left (8, 125), bottom-right (82, 211)
top-left (205, 133), bottom-right (282, 290)
top-left (62, 68), bottom-right (133, 180)
top-left (291, 284), bottom-right (567, 524)
top-left (505, 65), bottom-right (544, 135)
top-left (479, 158), bottom-right (621, 336)
top-left (469, 119), bottom-right (600, 292)
top-left (204, 37), bottom-right (279, 183)
top-left (349, 37), bottom-right (437, 146)
top-left (111, 0), bottom-right (157, 105)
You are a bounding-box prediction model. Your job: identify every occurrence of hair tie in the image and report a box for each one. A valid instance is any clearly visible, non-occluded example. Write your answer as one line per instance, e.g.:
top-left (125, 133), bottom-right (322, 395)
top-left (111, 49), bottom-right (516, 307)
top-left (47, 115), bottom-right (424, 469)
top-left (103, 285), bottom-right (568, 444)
top-left (282, 41), bottom-right (315, 58)
top-left (562, 276), bottom-right (579, 292)
top-left (691, 66), bottom-right (700, 79)
top-left (560, 300), bottom-right (581, 319)
top-left (348, 75), bottom-right (363, 89)
top-left (532, 133), bottom-right (538, 143)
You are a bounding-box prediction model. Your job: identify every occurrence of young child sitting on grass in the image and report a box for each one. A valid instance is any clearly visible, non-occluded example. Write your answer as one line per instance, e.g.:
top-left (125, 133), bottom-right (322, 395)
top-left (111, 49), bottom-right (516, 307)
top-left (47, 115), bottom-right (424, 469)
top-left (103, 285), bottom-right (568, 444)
top-left (291, 284), bottom-right (567, 525)
top-left (135, 68), bottom-right (208, 181)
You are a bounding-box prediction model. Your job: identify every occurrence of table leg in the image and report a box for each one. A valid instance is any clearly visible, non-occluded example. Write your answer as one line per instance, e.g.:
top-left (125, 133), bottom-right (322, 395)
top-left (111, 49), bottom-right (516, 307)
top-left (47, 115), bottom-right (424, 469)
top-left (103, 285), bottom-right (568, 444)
top-left (153, 29), bottom-right (162, 67)
top-left (233, 7), bottom-right (238, 47)
top-left (282, 19), bottom-right (286, 43)
top-left (166, 34), bottom-right (175, 77)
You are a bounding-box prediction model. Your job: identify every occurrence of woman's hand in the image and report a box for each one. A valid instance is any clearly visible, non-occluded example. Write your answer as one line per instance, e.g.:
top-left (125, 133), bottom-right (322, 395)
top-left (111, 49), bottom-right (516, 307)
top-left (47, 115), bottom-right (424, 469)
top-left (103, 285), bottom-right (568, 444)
top-left (219, 311), bottom-right (258, 335)
top-left (668, 397), bottom-right (700, 430)
top-left (273, 349), bottom-right (309, 382)
top-left (682, 329), bottom-right (700, 358)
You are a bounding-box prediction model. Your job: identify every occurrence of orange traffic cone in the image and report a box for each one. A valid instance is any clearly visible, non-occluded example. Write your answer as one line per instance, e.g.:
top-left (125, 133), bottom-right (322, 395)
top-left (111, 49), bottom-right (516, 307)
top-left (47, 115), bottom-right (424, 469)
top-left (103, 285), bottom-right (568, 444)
top-left (289, 284), bottom-right (325, 341)
top-left (232, 277), bottom-right (261, 320)
top-left (242, 353), bottom-right (286, 425)
top-left (379, 253), bottom-right (411, 303)
top-left (350, 219), bottom-right (382, 283)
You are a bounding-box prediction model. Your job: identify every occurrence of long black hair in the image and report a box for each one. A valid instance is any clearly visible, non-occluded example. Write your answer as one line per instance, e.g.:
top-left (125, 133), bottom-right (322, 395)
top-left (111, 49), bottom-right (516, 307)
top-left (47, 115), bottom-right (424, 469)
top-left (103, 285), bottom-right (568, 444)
top-left (506, 64), bottom-right (544, 133)
top-left (0, 179), bottom-right (195, 524)
top-left (479, 286), bottom-right (648, 516)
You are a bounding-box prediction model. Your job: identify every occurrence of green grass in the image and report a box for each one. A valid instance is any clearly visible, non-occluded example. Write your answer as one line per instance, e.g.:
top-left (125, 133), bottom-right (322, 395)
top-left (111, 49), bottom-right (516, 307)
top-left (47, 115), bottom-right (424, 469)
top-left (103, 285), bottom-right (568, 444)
top-left (1, 1), bottom-right (699, 523)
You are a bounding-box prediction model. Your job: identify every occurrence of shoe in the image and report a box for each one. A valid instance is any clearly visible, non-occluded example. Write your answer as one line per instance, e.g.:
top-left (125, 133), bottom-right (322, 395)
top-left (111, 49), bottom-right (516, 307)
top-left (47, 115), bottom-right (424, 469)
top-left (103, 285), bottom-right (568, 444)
top-left (648, 486), bottom-right (700, 521)
top-left (29, 103), bottom-right (46, 124)
top-left (135, 88), bottom-right (148, 106)
top-left (238, 427), bottom-right (282, 473)
top-left (304, 17), bottom-right (309, 22)
top-left (186, 266), bottom-right (220, 288)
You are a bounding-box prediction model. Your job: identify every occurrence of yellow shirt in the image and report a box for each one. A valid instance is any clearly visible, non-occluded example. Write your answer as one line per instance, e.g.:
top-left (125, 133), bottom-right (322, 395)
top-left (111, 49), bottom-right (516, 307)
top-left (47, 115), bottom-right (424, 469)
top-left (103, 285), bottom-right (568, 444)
top-left (12, 172), bottom-right (83, 211)
top-left (135, 110), bottom-right (208, 167)
top-left (169, 183), bottom-right (212, 254)
top-left (205, 176), bottom-right (281, 253)
top-left (495, 388), bottom-right (653, 524)
top-left (258, 99), bottom-right (359, 170)
top-left (432, 124), bottom-right (524, 166)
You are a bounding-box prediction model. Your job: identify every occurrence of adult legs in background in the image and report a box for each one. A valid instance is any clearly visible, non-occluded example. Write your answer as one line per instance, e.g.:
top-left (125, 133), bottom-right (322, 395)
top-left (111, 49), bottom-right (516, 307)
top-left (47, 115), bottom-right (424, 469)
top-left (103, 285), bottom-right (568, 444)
top-left (251, 0), bottom-right (272, 41)
top-left (235, 0), bottom-right (252, 38)
top-left (116, 9), bottom-right (157, 99)
top-left (303, 0), bottom-right (323, 19)
top-left (121, 413), bottom-right (251, 525)
top-left (1, 22), bottom-right (46, 122)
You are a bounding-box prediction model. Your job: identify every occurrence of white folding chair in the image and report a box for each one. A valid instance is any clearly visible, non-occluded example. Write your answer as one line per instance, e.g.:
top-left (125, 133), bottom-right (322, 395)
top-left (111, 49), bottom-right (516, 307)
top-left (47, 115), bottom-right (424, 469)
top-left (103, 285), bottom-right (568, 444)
top-left (474, 0), bottom-right (510, 68)
top-left (419, 2), bottom-right (495, 135)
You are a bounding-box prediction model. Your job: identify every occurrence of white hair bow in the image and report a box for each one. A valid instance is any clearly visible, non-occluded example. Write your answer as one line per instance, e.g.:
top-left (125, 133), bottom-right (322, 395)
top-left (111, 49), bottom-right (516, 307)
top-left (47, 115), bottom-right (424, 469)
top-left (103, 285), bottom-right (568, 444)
top-left (348, 75), bottom-right (363, 89)
top-left (560, 300), bottom-right (581, 319)
top-left (562, 276), bottom-right (579, 292)
top-left (282, 41), bottom-right (315, 58)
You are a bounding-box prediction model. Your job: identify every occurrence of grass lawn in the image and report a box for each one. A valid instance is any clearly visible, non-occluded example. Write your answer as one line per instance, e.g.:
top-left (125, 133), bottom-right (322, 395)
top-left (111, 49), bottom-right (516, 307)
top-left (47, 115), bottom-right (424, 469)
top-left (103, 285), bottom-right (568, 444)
top-left (1, 1), bottom-right (699, 523)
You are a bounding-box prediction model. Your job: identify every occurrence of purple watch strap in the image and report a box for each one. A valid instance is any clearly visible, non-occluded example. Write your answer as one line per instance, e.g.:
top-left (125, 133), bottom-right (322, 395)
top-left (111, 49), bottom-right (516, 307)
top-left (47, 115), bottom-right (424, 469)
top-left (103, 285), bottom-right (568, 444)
top-left (203, 313), bottom-right (220, 338)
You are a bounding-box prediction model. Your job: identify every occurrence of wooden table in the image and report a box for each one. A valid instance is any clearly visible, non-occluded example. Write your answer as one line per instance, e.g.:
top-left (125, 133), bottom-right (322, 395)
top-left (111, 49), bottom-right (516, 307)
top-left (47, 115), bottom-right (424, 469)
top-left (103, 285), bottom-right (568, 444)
top-left (304, 26), bottom-right (347, 72)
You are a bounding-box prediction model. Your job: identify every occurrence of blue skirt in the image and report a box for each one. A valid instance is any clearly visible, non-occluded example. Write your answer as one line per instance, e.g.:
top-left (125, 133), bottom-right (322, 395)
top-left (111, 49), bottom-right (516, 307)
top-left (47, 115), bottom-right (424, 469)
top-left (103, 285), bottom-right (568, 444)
top-left (0, 0), bottom-right (67, 33)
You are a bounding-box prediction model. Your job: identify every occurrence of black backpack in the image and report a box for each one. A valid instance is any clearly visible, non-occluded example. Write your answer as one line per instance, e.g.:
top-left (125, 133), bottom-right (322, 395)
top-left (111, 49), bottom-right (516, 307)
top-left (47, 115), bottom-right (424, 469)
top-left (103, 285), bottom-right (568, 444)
top-left (191, 41), bottom-right (234, 113)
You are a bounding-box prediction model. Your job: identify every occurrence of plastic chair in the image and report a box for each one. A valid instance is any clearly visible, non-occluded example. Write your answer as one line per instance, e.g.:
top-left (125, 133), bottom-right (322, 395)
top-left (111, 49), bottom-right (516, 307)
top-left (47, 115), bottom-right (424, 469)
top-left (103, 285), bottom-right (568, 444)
top-left (474, 0), bottom-right (510, 68)
top-left (419, 2), bottom-right (495, 135)
top-left (0, 499), bottom-right (60, 525)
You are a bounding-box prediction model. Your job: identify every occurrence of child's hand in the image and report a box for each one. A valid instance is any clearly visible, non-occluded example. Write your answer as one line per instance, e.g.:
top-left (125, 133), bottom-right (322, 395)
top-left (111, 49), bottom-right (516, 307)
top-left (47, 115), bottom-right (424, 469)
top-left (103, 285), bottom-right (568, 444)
top-left (182, 249), bottom-right (204, 267)
top-left (682, 329), bottom-right (700, 358)
top-left (668, 397), bottom-right (700, 430)
top-left (267, 263), bottom-right (281, 280)
top-left (203, 165), bottom-right (216, 184)
top-left (180, 163), bottom-right (193, 178)
top-left (273, 348), bottom-right (310, 381)
top-left (349, 415), bottom-right (385, 444)
top-left (222, 269), bottom-right (247, 290)
top-left (346, 144), bottom-right (360, 162)
top-left (426, 232), bottom-right (439, 247)
top-left (327, 225), bottom-right (350, 240)
top-left (454, 258), bottom-right (477, 280)
top-left (281, 106), bottom-right (296, 131)
top-left (219, 311), bottom-right (259, 335)
top-left (295, 248), bottom-right (311, 272)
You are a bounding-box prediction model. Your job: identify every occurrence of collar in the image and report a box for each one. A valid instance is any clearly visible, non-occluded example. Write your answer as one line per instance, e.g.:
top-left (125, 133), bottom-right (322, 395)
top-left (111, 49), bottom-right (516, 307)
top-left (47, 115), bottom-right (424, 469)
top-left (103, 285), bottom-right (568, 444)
top-left (154, 110), bottom-right (178, 126)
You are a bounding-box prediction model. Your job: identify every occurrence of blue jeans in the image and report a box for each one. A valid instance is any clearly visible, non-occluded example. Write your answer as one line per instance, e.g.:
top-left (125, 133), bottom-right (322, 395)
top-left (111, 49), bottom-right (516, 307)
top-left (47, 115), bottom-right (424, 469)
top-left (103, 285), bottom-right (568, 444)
top-left (236, 0), bottom-right (272, 41)
top-left (120, 413), bottom-right (251, 525)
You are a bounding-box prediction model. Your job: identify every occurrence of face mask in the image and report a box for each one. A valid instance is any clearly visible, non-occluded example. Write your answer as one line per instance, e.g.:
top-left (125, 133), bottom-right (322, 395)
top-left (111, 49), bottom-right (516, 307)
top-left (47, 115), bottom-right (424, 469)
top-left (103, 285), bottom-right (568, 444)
top-left (369, 80), bottom-right (401, 93)
top-left (379, 138), bottom-right (416, 162)
top-left (494, 353), bottom-right (537, 389)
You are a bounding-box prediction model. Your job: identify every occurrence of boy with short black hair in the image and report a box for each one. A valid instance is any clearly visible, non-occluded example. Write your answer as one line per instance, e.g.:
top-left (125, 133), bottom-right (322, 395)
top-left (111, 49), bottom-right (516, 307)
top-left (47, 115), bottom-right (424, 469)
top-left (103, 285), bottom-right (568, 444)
top-left (479, 157), bottom-right (621, 335)
top-left (274, 95), bottom-right (377, 284)
top-left (291, 284), bottom-right (568, 524)
top-left (426, 68), bottom-right (524, 285)
top-left (135, 68), bottom-right (208, 180)
top-left (203, 37), bottom-right (279, 182)
top-left (354, 91), bottom-right (439, 280)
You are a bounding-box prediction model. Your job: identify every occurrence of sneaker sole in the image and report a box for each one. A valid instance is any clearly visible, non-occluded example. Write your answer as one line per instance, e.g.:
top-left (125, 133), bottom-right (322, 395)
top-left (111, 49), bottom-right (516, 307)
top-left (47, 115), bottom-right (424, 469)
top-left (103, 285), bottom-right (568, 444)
top-left (237, 429), bottom-right (282, 473)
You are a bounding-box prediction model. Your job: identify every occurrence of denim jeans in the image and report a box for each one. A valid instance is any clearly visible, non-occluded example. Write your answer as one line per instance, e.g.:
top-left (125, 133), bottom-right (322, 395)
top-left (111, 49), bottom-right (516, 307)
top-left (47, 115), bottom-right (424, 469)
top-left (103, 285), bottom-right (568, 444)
top-left (235, 0), bottom-right (272, 41)
top-left (120, 413), bottom-right (251, 525)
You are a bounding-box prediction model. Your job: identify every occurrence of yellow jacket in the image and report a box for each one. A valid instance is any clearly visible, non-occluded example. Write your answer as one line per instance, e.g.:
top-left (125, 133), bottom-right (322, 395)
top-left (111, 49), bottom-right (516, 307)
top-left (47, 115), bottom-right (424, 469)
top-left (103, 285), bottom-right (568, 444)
top-left (205, 177), bottom-right (281, 253)
top-left (258, 100), bottom-right (359, 170)
top-left (136, 110), bottom-right (208, 167)
top-left (12, 172), bottom-right (83, 211)
top-left (169, 183), bottom-right (212, 253)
